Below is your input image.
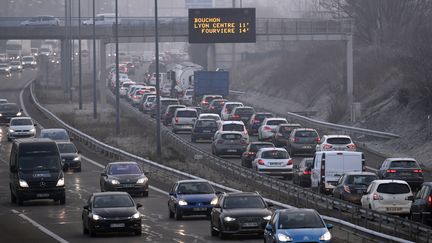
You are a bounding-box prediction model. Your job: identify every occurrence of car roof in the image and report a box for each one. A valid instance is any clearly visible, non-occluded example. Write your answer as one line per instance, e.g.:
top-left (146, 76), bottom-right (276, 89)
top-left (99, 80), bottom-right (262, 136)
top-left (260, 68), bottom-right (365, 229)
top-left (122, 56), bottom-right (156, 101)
top-left (324, 134), bottom-right (352, 138)
top-left (197, 118), bottom-right (217, 122)
top-left (167, 104), bottom-right (185, 108)
top-left (92, 191), bottom-right (130, 197)
top-left (41, 128), bottom-right (67, 132)
top-left (386, 158), bottom-right (417, 161)
top-left (224, 192), bottom-right (261, 197)
top-left (276, 208), bottom-right (318, 215)
top-left (56, 141), bottom-right (75, 146)
top-left (258, 147), bottom-right (287, 152)
top-left (224, 102), bottom-right (242, 105)
top-left (264, 117), bottom-right (287, 121)
top-left (177, 179), bottom-right (210, 184)
top-left (10, 117), bottom-right (31, 120)
top-left (293, 128), bottom-right (317, 131)
top-left (200, 113), bottom-right (219, 116)
top-left (373, 179), bottom-right (410, 185)
top-left (279, 123), bottom-right (301, 127)
top-left (176, 108), bottom-right (197, 112)
top-left (343, 171), bottom-right (377, 176)
top-left (316, 151), bottom-right (362, 156)
top-left (218, 131), bottom-right (244, 135)
top-left (234, 106), bottom-right (254, 109)
top-left (107, 161), bottom-right (139, 165)
top-left (250, 142), bottom-right (274, 145)
top-left (14, 138), bottom-right (56, 144)
top-left (222, 121), bottom-right (244, 125)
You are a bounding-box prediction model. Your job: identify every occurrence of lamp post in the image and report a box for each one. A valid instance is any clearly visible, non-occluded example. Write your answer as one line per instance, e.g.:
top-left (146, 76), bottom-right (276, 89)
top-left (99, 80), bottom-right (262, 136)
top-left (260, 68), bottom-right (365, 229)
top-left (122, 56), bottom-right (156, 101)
top-left (78, 0), bottom-right (82, 109)
top-left (115, 0), bottom-right (120, 134)
top-left (92, 0), bottom-right (97, 119)
top-left (154, 0), bottom-right (161, 157)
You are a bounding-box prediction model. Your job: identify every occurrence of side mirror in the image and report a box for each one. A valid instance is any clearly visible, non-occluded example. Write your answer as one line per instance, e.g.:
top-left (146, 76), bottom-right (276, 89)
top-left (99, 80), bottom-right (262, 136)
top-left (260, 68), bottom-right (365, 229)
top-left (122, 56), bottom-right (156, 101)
top-left (62, 163), bottom-right (69, 172)
top-left (83, 205), bottom-right (89, 210)
top-left (168, 192), bottom-right (175, 196)
top-left (265, 224), bottom-right (273, 232)
top-left (363, 191), bottom-right (368, 195)
top-left (34, 123), bottom-right (38, 126)
top-left (136, 203), bottom-right (143, 208)
top-left (215, 191), bottom-right (222, 195)
top-left (407, 195), bottom-right (414, 201)
top-left (326, 223), bottom-right (334, 230)
top-left (100, 172), bottom-right (106, 176)
top-left (77, 150), bottom-right (81, 154)
top-left (267, 202), bottom-right (274, 208)
top-left (20, 109), bottom-right (23, 112)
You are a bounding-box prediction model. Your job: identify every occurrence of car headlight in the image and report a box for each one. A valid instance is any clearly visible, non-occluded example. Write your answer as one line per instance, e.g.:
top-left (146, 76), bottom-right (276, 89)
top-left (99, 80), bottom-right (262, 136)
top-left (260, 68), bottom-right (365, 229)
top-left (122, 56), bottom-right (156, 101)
top-left (136, 177), bottom-right (148, 184)
top-left (277, 233), bottom-right (293, 242)
top-left (56, 177), bottom-right (65, 186)
top-left (0, 114), bottom-right (2, 117)
top-left (18, 66), bottom-right (22, 68)
top-left (263, 215), bottom-right (272, 221)
top-left (319, 231), bottom-right (332, 241)
top-left (109, 179), bottom-right (120, 185)
top-left (224, 216), bottom-right (236, 222)
top-left (178, 199), bottom-right (188, 206)
top-left (131, 212), bottom-right (140, 219)
top-left (73, 156), bottom-right (81, 161)
top-left (16, 112), bottom-right (22, 116)
top-left (30, 128), bottom-right (36, 133)
top-left (92, 214), bottom-right (101, 220)
top-left (9, 129), bottom-right (15, 133)
top-left (210, 197), bottom-right (218, 205)
top-left (19, 179), bottom-right (29, 188)
top-left (22, 62), bottom-right (25, 65)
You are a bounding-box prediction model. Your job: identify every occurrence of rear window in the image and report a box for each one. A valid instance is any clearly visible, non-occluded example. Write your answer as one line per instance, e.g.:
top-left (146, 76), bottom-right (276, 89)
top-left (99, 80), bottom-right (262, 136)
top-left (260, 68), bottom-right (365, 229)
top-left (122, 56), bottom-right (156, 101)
top-left (267, 120), bottom-right (287, 126)
top-left (196, 120), bottom-right (217, 127)
top-left (251, 144), bottom-right (274, 152)
top-left (211, 100), bottom-right (226, 107)
top-left (346, 175), bottom-right (377, 185)
top-left (226, 104), bottom-right (242, 112)
top-left (377, 183), bottom-right (411, 194)
top-left (122, 83), bottom-right (132, 88)
top-left (327, 137), bottom-right (352, 144)
top-left (295, 130), bottom-right (318, 138)
top-left (280, 126), bottom-right (298, 133)
top-left (389, 160), bottom-right (418, 168)
top-left (235, 108), bottom-right (254, 115)
top-left (223, 124), bottom-right (244, 131)
top-left (204, 96), bottom-right (222, 102)
top-left (176, 110), bottom-right (197, 117)
top-left (200, 115), bottom-right (220, 120)
top-left (162, 100), bottom-right (179, 106)
top-left (262, 150), bottom-right (289, 159)
top-left (221, 133), bottom-right (243, 140)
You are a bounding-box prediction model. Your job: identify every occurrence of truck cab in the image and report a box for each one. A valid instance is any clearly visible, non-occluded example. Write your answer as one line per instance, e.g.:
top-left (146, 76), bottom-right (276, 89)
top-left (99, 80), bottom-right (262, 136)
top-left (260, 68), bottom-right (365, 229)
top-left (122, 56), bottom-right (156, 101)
top-left (311, 151), bottom-right (365, 194)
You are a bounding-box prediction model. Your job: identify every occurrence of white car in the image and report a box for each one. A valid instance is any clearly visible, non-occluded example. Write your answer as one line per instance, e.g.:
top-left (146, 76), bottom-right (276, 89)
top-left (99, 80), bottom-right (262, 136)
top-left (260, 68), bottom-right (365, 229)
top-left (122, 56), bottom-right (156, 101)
top-left (180, 89), bottom-right (194, 106)
top-left (258, 117), bottom-right (288, 141)
top-left (316, 135), bottom-right (356, 152)
top-left (21, 15), bottom-right (60, 26)
top-left (252, 147), bottom-right (293, 179)
top-left (199, 113), bottom-right (222, 128)
top-left (83, 13), bottom-right (115, 25)
top-left (142, 95), bottom-right (156, 113)
top-left (21, 56), bottom-right (37, 68)
top-left (7, 117), bottom-right (37, 141)
top-left (119, 81), bottom-right (136, 97)
top-left (220, 102), bottom-right (243, 120)
top-left (361, 180), bottom-right (413, 215)
top-left (172, 108), bottom-right (198, 133)
top-left (214, 120), bottom-right (249, 143)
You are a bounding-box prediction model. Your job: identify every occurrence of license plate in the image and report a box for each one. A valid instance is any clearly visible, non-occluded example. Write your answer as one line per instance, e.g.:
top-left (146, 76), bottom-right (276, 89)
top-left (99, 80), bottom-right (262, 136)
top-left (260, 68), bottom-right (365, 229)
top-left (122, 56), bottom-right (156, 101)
top-left (203, 130), bottom-right (211, 133)
top-left (242, 222), bottom-right (258, 227)
top-left (193, 208), bottom-right (207, 211)
top-left (387, 207), bottom-right (402, 212)
top-left (398, 173), bottom-right (410, 176)
top-left (110, 223), bottom-right (125, 228)
top-left (227, 149), bottom-right (237, 152)
top-left (357, 190), bottom-right (365, 194)
top-left (122, 184), bottom-right (135, 188)
top-left (269, 162), bottom-right (281, 166)
top-left (36, 193), bottom-right (49, 198)
top-left (303, 145), bottom-right (312, 149)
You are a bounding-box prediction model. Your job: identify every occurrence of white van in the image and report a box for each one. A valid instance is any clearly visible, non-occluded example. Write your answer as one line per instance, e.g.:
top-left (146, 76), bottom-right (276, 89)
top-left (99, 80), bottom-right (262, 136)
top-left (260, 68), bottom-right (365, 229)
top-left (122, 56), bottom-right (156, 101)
top-left (311, 151), bottom-right (365, 194)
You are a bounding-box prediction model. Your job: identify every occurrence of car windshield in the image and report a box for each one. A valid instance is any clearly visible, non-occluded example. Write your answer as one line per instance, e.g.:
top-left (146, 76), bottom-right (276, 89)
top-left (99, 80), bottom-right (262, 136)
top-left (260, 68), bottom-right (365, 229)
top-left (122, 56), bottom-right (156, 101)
top-left (18, 154), bottom-right (60, 171)
top-left (389, 160), bottom-right (418, 168)
top-left (0, 104), bottom-right (19, 112)
top-left (11, 119), bottom-right (32, 126)
top-left (346, 175), bottom-right (377, 185)
top-left (93, 195), bottom-right (134, 208)
top-left (176, 182), bottom-right (214, 194)
top-left (40, 130), bottom-right (69, 141)
top-left (223, 196), bottom-right (266, 209)
top-left (177, 110), bottom-right (197, 117)
top-left (267, 120), bottom-right (287, 126)
top-left (377, 183), bottom-right (411, 194)
top-left (57, 143), bottom-right (77, 153)
top-left (295, 130), bottom-right (318, 138)
top-left (109, 164), bottom-right (142, 175)
top-left (223, 124), bottom-right (244, 131)
top-left (261, 150), bottom-right (289, 159)
top-left (278, 211), bottom-right (324, 229)
top-left (196, 120), bottom-right (217, 127)
top-left (251, 144), bottom-right (274, 152)
top-left (221, 133), bottom-right (242, 140)
top-left (327, 137), bottom-right (352, 144)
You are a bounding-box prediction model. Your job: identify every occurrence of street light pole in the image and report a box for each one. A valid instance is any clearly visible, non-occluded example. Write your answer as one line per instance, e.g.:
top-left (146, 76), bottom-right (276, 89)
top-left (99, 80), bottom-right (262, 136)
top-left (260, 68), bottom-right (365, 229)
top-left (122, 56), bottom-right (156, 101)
top-left (115, 0), bottom-right (120, 134)
top-left (154, 0), bottom-right (161, 157)
top-left (92, 0), bottom-right (97, 119)
top-left (78, 0), bottom-right (82, 109)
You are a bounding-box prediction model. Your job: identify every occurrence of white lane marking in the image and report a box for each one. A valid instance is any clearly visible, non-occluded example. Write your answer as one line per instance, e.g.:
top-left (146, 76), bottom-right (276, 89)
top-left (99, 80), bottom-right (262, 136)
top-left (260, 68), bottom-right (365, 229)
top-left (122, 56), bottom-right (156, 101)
top-left (19, 79), bottom-right (34, 117)
top-left (81, 155), bottom-right (169, 196)
top-left (12, 210), bottom-right (69, 243)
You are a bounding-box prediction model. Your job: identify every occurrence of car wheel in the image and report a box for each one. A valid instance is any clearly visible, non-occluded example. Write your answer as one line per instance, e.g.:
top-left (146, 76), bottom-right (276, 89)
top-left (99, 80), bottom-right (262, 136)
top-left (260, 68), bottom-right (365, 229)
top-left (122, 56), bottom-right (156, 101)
top-left (210, 221), bottom-right (218, 236)
top-left (142, 191), bottom-right (149, 197)
top-left (174, 207), bottom-right (182, 220)
top-left (134, 229), bottom-right (142, 236)
top-left (59, 194), bottom-right (66, 205)
top-left (82, 223), bottom-right (89, 234)
top-left (89, 227), bottom-right (96, 237)
top-left (17, 197), bottom-right (24, 206)
top-left (10, 190), bottom-right (16, 204)
top-left (219, 226), bottom-right (227, 240)
top-left (169, 207), bottom-right (174, 218)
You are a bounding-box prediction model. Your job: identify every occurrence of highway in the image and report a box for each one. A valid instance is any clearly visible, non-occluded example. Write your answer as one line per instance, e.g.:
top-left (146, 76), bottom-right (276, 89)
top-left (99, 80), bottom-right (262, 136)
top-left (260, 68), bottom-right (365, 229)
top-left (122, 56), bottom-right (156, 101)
top-left (0, 70), bottom-right (264, 242)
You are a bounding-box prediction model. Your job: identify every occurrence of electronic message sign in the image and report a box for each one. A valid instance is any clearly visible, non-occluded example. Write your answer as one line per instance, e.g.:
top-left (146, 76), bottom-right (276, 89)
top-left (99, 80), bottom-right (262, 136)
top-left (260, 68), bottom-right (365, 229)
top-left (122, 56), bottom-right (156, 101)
top-left (188, 8), bottom-right (256, 43)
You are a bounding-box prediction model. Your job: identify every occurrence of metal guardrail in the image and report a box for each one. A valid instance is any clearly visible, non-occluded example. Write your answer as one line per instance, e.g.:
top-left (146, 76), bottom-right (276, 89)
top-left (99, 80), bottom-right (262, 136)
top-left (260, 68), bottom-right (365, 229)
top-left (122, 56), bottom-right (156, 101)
top-left (286, 111), bottom-right (400, 139)
top-left (29, 81), bottom-right (427, 243)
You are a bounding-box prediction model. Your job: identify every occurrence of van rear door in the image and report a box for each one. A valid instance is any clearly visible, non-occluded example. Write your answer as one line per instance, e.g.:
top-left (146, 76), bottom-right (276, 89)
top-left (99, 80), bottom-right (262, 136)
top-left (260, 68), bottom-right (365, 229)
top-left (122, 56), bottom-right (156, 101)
top-left (324, 152), bottom-right (345, 184)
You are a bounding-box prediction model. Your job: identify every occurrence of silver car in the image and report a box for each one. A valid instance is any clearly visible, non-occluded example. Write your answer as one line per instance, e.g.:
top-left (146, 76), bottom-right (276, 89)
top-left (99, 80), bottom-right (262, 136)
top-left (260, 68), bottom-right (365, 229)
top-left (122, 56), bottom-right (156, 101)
top-left (171, 108), bottom-right (198, 133)
top-left (211, 131), bottom-right (247, 157)
top-left (258, 117), bottom-right (288, 141)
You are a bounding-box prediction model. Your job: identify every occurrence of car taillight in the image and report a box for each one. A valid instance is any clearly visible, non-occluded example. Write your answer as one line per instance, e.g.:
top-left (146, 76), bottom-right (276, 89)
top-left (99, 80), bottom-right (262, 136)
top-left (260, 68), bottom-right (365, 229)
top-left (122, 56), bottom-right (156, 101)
top-left (202, 101), bottom-right (208, 104)
top-left (413, 169), bottom-right (423, 173)
top-left (386, 169), bottom-right (397, 173)
top-left (303, 170), bottom-right (312, 175)
top-left (276, 133), bottom-right (283, 137)
top-left (372, 193), bottom-right (383, 200)
top-left (428, 196), bottom-right (432, 206)
top-left (233, 114), bottom-right (240, 119)
top-left (291, 137), bottom-right (299, 142)
top-left (323, 144), bottom-right (332, 149)
top-left (165, 112), bottom-right (171, 116)
top-left (315, 137), bottom-right (320, 143)
top-left (175, 117), bottom-right (179, 123)
top-left (287, 159), bottom-right (293, 165)
top-left (253, 119), bottom-right (260, 123)
top-left (258, 159), bottom-right (265, 165)
top-left (263, 126), bottom-right (272, 131)
top-left (247, 152), bottom-right (256, 156)
top-left (347, 143), bottom-right (356, 150)
top-left (343, 185), bottom-right (351, 193)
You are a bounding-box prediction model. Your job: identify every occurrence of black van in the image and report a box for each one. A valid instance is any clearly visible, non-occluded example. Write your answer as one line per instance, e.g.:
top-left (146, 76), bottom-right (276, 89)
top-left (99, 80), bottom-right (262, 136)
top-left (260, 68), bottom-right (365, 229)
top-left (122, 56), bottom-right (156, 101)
top-left (9, 138), bottom-right (66, 206)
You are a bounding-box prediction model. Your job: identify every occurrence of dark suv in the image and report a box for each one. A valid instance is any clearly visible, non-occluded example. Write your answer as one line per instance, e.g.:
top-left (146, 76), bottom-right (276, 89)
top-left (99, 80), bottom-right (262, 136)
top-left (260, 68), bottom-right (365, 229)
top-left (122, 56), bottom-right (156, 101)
top-left (191, 119), bottom-right (218, 142)
top-left (247, 112), bottom-right (273, 135)
top-left (286, 128), bottom-right (320, 156)
top-left (411, 182), bottom-right (432, 225)
top-left (163, 105), bottom-right (186, 126)
top-left (210, 192), bottom-right (272, 239)
top-left (377, 158), bottom-right (424, 190)
top-left (241, 142), bottom-right (275, 168)
top-left (229, 106), bottom-right (255, 124)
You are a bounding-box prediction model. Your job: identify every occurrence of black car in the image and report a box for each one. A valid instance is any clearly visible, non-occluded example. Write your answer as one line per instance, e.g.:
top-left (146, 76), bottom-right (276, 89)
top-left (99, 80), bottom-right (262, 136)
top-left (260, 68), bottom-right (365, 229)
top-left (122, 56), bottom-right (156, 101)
top-left (332, 172), bottom-right (377, 204)
top-left (210, 192), bottom-right (272, 239)
top-left (57, 142), bottom-right (81, 172)
top-left (191, 119), bottom-right (218, 142)
top-left (163, 105), bottom-right (186, 126)
top-left (207, 99), bottom-right (227, 114)
top-left (411, 182), bottom-right (432, 225)
top-left (271, 124), bottom-right (301, 147)
top-left (100, 162), bottom-right (149, 197)
top-left (240, 142), bottom-right (275, 168)
top-left (82, 192), bottom-right (142, 237)
top-left (0, 103), bottom-right (22, 123)
top-left (292, 158), bottom-right (313, 187)
top-left (229, 106), bottom-right (255, 124)
top-left (377, 158), bottom-right (424, 190)
top-left (247, 112), bottom-right (273, 135)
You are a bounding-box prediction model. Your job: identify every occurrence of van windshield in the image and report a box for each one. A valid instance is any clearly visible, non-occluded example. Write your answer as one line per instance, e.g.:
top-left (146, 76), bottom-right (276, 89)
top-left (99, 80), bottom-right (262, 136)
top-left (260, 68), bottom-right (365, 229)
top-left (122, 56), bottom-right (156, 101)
top-left (19, 154), bottom-right (60, 171)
